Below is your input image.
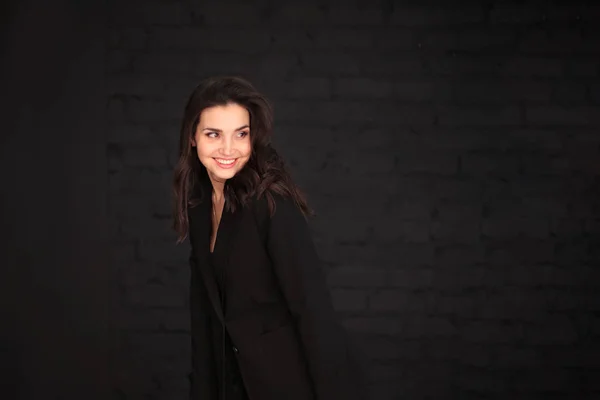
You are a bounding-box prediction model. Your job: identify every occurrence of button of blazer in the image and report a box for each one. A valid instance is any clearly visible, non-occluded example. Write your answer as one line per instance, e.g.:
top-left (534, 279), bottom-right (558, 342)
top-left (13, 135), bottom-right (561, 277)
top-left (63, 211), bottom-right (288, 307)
top-left (232, 345), bottom-right (239, 353)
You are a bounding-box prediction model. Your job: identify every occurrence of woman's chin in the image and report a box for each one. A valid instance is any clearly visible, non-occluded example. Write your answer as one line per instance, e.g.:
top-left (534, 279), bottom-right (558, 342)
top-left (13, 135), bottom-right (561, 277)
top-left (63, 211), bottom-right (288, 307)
top-left (208, 167), bottom-right (238, 182)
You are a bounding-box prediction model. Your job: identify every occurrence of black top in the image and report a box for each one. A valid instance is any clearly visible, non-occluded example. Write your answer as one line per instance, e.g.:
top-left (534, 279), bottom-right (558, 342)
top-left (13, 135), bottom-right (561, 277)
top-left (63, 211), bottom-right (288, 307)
top-left (207, 250), bottom-right (246, 399)
top-left (208, 251), bottom-right (224, 307)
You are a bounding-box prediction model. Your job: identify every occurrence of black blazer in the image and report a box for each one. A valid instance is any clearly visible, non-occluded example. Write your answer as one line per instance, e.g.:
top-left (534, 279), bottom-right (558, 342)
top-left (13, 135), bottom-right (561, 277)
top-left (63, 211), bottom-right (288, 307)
top-left (187, 180), bottom-right (368, 400)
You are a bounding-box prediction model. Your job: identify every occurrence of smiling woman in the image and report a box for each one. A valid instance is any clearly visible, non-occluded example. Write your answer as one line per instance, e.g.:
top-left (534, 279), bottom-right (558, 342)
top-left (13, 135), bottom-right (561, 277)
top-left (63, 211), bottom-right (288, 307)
top-left (192, 104), bottom-right (252, 184)
top-left (172, 76), bottom-right (368, 400)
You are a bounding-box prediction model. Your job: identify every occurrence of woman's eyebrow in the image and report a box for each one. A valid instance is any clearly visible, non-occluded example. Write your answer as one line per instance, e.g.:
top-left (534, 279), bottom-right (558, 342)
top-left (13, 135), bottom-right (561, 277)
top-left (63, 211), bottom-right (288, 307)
top-left (202, 124), bottom-right (249, 132)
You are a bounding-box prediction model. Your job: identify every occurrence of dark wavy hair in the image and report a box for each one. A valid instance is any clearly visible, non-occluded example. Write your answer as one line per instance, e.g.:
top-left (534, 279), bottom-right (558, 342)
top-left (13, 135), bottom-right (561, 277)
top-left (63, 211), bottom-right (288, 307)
top-left (172, 76), bottom-right (313, 244)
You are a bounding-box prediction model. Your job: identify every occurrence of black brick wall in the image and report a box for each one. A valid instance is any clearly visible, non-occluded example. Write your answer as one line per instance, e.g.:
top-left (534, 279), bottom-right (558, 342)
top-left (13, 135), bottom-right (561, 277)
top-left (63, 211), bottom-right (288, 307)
top-left (107, 1), bottom-right (600, 399)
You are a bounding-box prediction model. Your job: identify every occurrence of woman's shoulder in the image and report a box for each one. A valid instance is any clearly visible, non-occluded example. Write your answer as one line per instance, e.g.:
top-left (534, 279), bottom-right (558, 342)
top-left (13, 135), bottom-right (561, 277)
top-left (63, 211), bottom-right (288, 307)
top-left (248, 188), bottom-right (300, 222)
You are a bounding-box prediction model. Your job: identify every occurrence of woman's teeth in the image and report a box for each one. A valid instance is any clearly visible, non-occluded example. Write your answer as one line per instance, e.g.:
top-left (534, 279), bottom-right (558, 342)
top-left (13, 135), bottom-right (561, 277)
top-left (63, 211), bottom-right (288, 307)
top-left (215, 158), bottom-right (236, 165)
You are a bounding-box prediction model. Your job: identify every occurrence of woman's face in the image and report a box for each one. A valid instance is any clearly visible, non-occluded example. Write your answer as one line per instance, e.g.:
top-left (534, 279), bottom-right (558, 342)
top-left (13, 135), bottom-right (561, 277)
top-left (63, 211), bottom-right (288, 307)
top-left (192, 102), bottom-right (252, 185)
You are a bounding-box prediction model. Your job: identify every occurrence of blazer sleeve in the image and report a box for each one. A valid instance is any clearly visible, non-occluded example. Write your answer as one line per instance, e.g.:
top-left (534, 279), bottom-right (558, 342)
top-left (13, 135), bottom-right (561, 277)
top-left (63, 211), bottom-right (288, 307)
top-left (264, 194), bottom-right (360, 400)
top-left (188, 254), bottom-right (218, 399)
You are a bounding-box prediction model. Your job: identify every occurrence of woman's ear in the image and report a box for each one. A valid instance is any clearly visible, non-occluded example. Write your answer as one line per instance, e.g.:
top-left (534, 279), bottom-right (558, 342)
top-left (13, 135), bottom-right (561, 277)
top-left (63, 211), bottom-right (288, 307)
top-left (190, 136), bottom-right (196, 147)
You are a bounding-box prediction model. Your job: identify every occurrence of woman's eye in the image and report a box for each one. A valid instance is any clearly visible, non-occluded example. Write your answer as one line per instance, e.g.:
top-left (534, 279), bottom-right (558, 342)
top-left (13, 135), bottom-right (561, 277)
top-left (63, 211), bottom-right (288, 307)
top-left (206, 132), bottom-right (218, 138)
top-left (238, 131), bottom-right (249, 137)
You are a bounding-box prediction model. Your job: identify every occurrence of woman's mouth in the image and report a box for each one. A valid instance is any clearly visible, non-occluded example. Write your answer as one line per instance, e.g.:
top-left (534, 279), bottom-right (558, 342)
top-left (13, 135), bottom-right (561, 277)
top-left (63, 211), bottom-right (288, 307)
top-left (214, 158), bottom-right (238, 169)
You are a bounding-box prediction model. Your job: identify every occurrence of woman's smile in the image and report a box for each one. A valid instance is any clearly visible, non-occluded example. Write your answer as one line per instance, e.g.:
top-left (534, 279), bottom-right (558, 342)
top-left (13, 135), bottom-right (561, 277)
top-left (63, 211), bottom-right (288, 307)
top-left (214, 158), bottom-right (238, 168)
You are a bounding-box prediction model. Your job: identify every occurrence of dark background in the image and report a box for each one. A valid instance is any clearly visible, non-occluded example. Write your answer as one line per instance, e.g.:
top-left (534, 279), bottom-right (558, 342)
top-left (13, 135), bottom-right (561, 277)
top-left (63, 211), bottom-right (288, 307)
top-left (2, 0), bottom-right (599, 399)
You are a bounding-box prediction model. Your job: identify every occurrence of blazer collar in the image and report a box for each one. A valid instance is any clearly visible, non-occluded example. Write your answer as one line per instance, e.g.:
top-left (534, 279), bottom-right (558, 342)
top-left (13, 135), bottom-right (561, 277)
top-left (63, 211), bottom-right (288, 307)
top-left (188, 179), bottom-right (243, 323)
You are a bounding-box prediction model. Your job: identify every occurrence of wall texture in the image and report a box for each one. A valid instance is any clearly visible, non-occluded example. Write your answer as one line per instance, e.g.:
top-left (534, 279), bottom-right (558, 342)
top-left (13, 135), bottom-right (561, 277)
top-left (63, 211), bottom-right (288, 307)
top-left (2, 1), bottom-right (109, 399)
top-left (107, 1), bottom-right (600, 399)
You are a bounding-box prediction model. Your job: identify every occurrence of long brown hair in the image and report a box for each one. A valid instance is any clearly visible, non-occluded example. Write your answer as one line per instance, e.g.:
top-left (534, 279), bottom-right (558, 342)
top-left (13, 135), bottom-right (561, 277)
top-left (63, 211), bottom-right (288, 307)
top-left (172, 76), bottom-right (313, 244)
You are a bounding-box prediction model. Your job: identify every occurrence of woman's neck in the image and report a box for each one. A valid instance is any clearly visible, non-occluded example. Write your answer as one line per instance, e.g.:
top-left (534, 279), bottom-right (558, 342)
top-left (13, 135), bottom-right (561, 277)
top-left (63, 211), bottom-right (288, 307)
top-left (209, 176), bottom-right (225, 203)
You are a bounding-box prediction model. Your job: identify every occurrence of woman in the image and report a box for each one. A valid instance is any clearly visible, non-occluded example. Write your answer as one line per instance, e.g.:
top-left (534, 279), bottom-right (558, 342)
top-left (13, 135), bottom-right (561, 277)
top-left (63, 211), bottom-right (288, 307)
top-left (172, 76), bottom-right (368, 400)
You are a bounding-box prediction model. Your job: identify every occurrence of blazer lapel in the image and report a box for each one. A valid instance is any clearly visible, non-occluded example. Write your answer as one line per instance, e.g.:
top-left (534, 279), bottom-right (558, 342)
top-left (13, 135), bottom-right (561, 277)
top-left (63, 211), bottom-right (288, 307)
top-left (211, 200), bottom-right (243, 272)
top-left (188, 183), bottom-right (245, 324)
top-left (188, 195), bottom-right (225, 324)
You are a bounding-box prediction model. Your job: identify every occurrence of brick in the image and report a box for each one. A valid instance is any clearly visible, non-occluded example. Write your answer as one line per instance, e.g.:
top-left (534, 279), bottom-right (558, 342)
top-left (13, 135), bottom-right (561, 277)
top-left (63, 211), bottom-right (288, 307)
top-left (452, 80), bottom-right (553, 104)
top-left (461, 152), bottom-right (520, 177)
top-left (124, 333), bottom-right (190, 359)
top-left (192, 2), bottom-right (263, 25)
top-left (311, 28), bottom-right (376, 49)
top-left (589, 82), bottom-right (600, 104)
top-left (106, 49), bottom-right (134, 74)
top-left (343, 317), bottom-right (404, 335)
top-left (107, 73), bottom-right (167, 97)
top-left (373, 29), bottom-right (417, 50)
top-left (328, 6), bottom-right (383, 26)
top-left (333, 78), bottom-right (394, 99)
top-left (421, 28), bottom-right (516, 52)
top-left (270, 3), bottom-right (327, 25)
top-left (149, 27), bottom-right (271, 53)
top-left (114, 145), bottom-right (169, 169)
top-left (435, 244), bottom-right (486, 266)
top-left (526, 106), bottom-right (600, 126)
top-left (389, 243), bottom-right (436, 267)
top-left (368, 364), bottom-right (403, 382)
top-left (460, 321), bottom-right (524, 343)
top-left (427, 53), bottom-right (504, 77)
top-left (489, 3), bottom-right (544, 24)
top-left (142, 2), bottom-right (190, 26)
top-left (482, 215), bottom-right (550, 239)
top-left (360, 52), bottom-right (423, 76)
top-left (109, 170), bottom-right (173, 197)
top-left (124, 284), bottom-right (186, 308)
top-left (374, 217), bottom-right (430, 243)
top-left (509, 129), bottom-right (564, 152)
top-left (512, 369), bottom-right (573, 392)
top-left (300, 51), bottom-right (361, 75)
top-left (128, 98), bottom-right (182, 123)
top-left (519, 28), bottom-right (596, 54)
top-left (393, 80), bottom-right (452, 102)
top-left (389, 269), bottom-right (433, 289)
top-left (486, 239), bottom-right (555, 265)
top-left (430, 176), bottom-right (483, 201)
top-left (108, 123), bottom-right (157, 145)
top-left (132, 52), bottom-right (194, 75)
top-left (384, 198), bottom-right (432, 220)
top-left (390, 5), bottom-right (484, 26)
top-left (327, 266), bottom-right (387, 288)
top-left (502, 56), bottom-right (564, 77)
top-left (107, 95), bottom-right (128, 122)
top-left (118, 260), bottom-right (185, 288)
top-left (252, 53), bottom-right (301, 80)
top-left (430, 218), bottom-right (480, 243)
top-left (454, 371), bottom-right (507, 395)
top-left (437, 106), bottom-right (521, 126)
top-left (287, 77), bottom-right (331, 99)
top-left (110, 27), bottom-right (149, 50)
top-left (404, 317), bottom-right (457, 338)
top-left (111, 241), bottom-right (137, 263)
top-left (331, 289), bottom-right (368, 311)
top-left (120, 217), bottom-right (173, 240)
top-left (369, 290), bottom-right (437, 313)
top-left (366, 336), bottom-right (422, 360)
top-left (430, 266), bottom-right (487, 291)
top-left (138, 239), bottom-right (187, 265)
top-left (565, 59), bottom-right (599, 78)
top-left (493, 345), bottom-right (543, 368)
top-left (118, 308), bottom-right (190, 332)
top-left (269, 28), bottom-right (317, 50)
top-left (435, 295), bottom-right (476, 317)
top-left (552, 82), bottom-right (588, 105)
